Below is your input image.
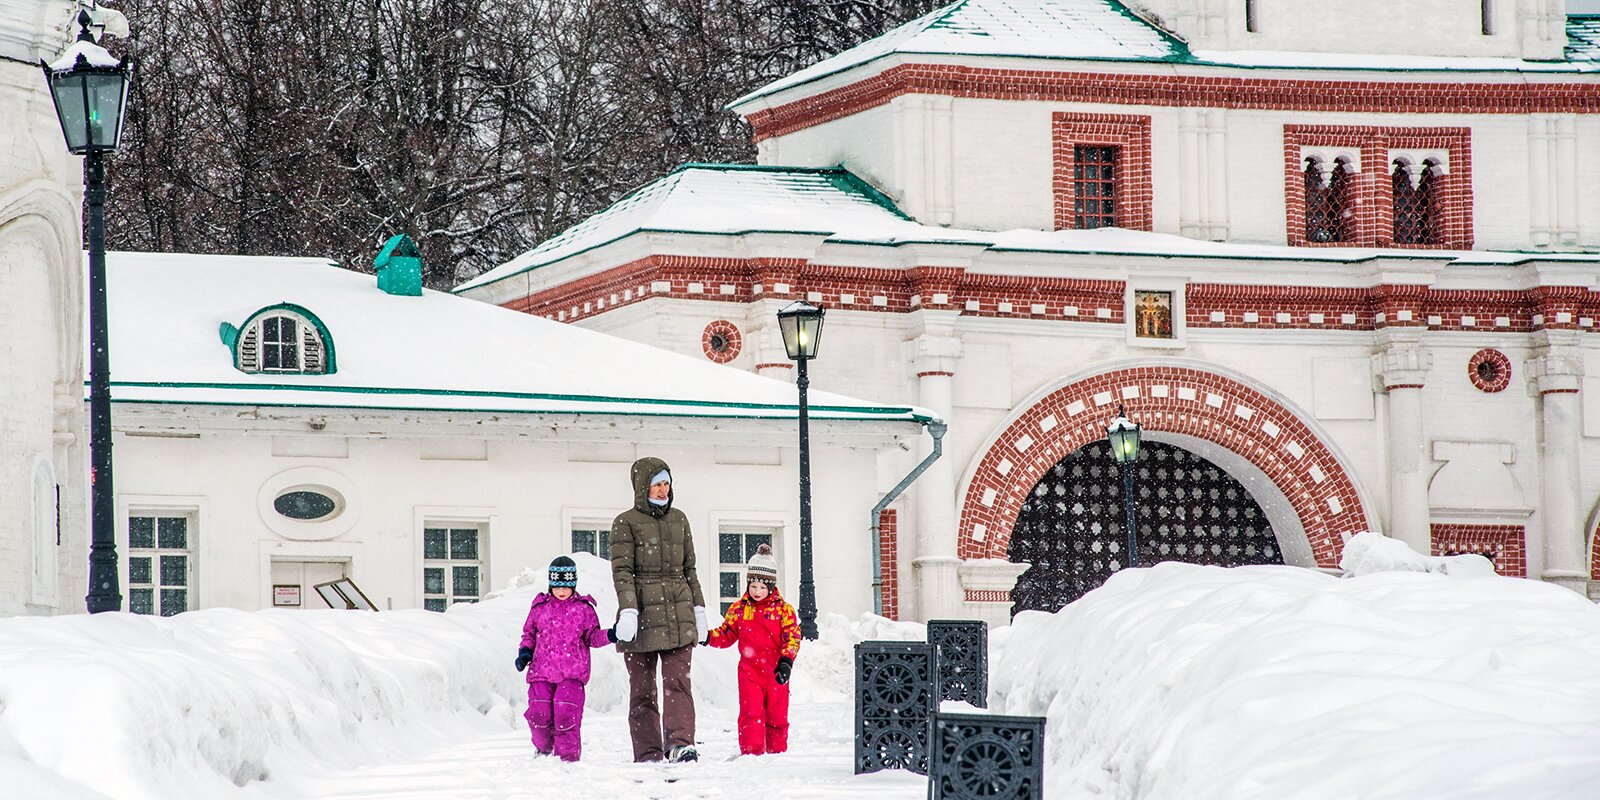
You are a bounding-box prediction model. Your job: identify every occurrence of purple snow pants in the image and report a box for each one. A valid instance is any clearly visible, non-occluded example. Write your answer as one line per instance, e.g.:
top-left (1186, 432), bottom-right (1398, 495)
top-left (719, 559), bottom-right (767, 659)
top-left (525, 679), bottom-right (587, 761)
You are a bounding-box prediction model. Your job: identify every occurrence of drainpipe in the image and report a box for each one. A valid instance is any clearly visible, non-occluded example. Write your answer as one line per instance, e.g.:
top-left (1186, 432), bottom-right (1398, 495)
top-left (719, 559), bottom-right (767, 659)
top-left (871, 419), bottom-right (947, 616)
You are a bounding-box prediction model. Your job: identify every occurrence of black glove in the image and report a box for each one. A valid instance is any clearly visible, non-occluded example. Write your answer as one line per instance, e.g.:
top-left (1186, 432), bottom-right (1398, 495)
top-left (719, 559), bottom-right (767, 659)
top-left (774, 656), bottom-right (793, 685)
top-left (606, 625), bottom-right (618, 644)
top-left (514, 646), bottom-right (533, 672)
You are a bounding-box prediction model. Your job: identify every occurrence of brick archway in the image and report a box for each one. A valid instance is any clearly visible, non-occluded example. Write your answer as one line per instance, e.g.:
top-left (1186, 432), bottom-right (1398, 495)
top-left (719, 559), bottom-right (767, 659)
top-left (957, 365), bottom-right (1373, 568)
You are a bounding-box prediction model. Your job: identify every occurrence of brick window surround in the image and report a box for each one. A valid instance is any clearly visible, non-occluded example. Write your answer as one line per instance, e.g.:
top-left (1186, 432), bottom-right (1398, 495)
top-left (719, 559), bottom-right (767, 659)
top-left (701, 319), bottom-right (742, 363)
top-left (1283, 126), bottom-right (1472, 249)
top-left (1467, 348), bottom-right (1512, 393)
top-left (957, 365), bottom-right (1372, 568)
top-left (1053, 113), bottom-right (1153, 232)
top-left (1432, 524), bottom-right (1526, 577)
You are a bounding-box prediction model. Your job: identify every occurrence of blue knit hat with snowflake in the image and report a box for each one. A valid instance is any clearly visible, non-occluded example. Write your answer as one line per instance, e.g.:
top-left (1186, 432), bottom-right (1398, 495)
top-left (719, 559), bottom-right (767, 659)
top-left (548, 555), bottom-right (578, 589)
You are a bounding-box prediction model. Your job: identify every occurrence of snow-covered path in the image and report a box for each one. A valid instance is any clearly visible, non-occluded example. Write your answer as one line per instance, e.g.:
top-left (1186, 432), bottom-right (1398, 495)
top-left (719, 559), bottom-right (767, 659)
top-left (296, 698), bottom-right (925, 800)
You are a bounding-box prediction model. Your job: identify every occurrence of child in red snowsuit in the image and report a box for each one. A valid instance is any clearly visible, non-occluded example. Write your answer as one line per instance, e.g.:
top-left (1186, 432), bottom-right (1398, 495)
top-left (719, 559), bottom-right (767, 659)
top-left (706, 543), bottom-right (801, 755)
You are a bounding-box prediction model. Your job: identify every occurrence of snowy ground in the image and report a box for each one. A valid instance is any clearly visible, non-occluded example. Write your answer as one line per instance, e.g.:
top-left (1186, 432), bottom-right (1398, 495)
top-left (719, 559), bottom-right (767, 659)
top-left (5, 540), bottom-right (1600, 799)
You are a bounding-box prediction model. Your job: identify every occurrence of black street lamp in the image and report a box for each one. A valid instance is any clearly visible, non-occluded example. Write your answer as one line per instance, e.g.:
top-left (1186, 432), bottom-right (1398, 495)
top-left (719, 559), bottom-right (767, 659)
top-left (777, 300), bottom-right (825, 640)
top-left (1107, 404), bottom-right (1142, 569)
top-left (43, 12), bottom-right (133, 613)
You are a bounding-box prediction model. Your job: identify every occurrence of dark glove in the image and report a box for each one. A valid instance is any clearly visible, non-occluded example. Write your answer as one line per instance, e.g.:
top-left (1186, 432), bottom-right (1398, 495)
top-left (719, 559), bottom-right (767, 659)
top-left (606, 625), bottom-right (618, 644)
top-left (774, 656), bottom-right (793, 685)
top-left (514, 646), bottom-right (533, 672)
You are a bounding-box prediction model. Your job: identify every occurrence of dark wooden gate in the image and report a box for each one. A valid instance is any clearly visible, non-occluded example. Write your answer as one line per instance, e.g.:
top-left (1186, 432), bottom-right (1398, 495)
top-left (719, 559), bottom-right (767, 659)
top-left (1009, 440), bottom-right (1283, 613)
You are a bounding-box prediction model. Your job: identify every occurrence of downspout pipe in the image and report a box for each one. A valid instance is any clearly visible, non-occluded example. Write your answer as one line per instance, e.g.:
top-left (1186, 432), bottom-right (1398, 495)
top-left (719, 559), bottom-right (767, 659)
top-left (871, 419), bottom-right (947, 616)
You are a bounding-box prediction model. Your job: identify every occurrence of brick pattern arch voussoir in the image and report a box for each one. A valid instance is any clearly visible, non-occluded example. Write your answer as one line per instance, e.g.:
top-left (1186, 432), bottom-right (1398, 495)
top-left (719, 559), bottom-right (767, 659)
top-left (958, 367), bottom-right (1372, 568)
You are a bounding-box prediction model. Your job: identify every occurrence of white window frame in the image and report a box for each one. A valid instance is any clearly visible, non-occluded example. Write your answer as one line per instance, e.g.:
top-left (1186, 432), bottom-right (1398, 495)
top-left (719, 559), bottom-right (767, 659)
top-left (563, 507), bottom-right (617, 560)
top-left (120, 495), bottom-right (206, 616)
top-left (417, 507), bottom-right (494, 612)
top-left (237, 311), bottom-right (328, 374)
top-left (710, 511), bottom-right (790, 616)
top-left (126, 510), bottom-right (196, 616)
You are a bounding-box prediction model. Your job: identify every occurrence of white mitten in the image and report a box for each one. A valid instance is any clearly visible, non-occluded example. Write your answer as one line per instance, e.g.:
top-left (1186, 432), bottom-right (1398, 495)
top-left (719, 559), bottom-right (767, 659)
top-left (615, 608), bottom-right (639, 643)
top-left (694, 606), bottom-right (710, 643)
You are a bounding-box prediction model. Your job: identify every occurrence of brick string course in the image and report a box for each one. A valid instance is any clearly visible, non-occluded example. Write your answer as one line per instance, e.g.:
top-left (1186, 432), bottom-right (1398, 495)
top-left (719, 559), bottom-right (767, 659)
top-left (499, 253), bottom-right (1600, 336)
top-left (744, 64), bottom-right (1600, 142)
top-left (956, 366), bottom-right (1374, 568)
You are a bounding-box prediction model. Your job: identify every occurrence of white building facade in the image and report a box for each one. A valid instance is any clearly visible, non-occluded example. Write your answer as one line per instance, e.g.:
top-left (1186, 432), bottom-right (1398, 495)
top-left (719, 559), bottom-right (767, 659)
top-left (105, 252), bottom-right (930, 621)
top-left (0, 0), bottom-right (88, 615)
top-left (459, 0), bottom-right (1600, 622)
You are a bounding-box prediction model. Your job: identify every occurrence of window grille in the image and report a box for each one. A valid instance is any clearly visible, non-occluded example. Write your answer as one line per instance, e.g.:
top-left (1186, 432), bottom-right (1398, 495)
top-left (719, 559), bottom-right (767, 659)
top-left (423, 525), bottom-right (482, 611)
top-left (128, 514), bottom-right (191, 616)
top-left (1073, 146), bottom-right (1118, 229)
top-left (1392, 160), bottom-right (1437, 245)
top-left (717, 526), bottom-right (776, 615)
top-left (1304, 158), bottom-right (1351, 243)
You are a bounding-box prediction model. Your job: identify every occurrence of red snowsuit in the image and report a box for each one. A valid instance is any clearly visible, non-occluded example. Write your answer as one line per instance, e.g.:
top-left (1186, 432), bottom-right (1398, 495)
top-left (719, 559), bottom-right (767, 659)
top-left (707, 589), bottom-right (801, 755)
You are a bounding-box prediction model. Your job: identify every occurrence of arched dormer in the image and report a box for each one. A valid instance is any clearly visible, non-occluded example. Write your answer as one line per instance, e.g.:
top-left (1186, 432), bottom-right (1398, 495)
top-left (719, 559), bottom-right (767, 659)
top-left (220, 304), bottom-right (336, 375)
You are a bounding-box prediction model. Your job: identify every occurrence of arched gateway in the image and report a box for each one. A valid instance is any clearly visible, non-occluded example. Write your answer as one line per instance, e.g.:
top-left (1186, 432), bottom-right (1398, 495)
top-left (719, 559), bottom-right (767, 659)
top-left (958, 364), bottom-right (1374, 608)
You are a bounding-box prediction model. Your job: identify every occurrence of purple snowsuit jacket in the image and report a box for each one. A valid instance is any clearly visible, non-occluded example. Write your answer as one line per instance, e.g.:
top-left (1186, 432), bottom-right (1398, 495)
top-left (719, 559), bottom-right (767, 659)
top-left (520, 592), bottom-right (612, 684)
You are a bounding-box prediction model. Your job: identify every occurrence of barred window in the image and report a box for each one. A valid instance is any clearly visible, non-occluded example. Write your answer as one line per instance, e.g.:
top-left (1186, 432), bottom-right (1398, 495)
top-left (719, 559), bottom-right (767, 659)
top-left (1304, 157), bottom-right (1352, 243)
top-left (1392, 160), bottom-right (1438, 245)
top-left (1073, 145), bottom-right (1118, 229)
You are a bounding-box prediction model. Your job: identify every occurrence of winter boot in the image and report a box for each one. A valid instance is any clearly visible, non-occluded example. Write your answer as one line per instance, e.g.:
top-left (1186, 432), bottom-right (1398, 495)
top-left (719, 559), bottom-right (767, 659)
top-left (666, 744), bottom-right (699, 763)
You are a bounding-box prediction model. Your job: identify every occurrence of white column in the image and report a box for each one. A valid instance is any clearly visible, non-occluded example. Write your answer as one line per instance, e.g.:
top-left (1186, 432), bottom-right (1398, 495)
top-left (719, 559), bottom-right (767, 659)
top-left (1528, 117), bottom-right (1552, 247)
top-left (1555, 116), bottom-right (1579, 245)
top-left (1528, 332), bottom-right (1587, 593)
top-left (909, 312), bottom-right (962, 621)
top-left (1179, 109), bottom-right (1202, 238)
top-left (1373, 332), bottom-right (1433, 554)
top-left (1204, 110), bottom-right (1230, 241)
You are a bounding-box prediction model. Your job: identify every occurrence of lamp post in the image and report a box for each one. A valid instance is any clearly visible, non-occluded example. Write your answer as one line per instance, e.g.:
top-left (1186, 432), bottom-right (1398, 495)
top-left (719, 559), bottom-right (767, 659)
top-left (1107, 405), bottom-right (1142, 569)
top-left (777, 300), bottom-right (824, 640)
top-left (43, 12), bottom-right (133, 613)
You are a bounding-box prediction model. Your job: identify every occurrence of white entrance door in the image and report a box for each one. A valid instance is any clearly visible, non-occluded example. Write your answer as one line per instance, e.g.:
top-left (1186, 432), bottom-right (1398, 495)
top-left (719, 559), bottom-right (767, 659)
top-left (270, 559), bottom-right (349, 610)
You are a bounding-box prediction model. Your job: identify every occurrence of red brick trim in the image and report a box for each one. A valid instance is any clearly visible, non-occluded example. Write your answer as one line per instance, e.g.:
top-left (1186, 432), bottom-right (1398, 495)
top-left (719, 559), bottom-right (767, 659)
top-left (1432, 523), bottom-right (1527, 577)
top-left (1467, 349), bottom-right (1512, 393)
top-left (917, 371), bottom-right (955, 378)
top-left (1542, 388), bottom-right (1582, 395)
top-left (701, 320), bottom-right (742, 364)
top-left (1283, 126), bottom-right (1473, 249)
top-left (743, 64), bottom-right (1600, 142)
top-left (878, 509), bottom-right (899, 620)
top-left (964, 589), bottom-right (1011, 603)
top-left (958, 366), bottom-right (1372, 568)
top-left (755, 362), bottom-right (794, 371)
top-left (1385, 384), bottom-right (1426, 391)
top-left (1052, 113), bottom-right (1153, 232)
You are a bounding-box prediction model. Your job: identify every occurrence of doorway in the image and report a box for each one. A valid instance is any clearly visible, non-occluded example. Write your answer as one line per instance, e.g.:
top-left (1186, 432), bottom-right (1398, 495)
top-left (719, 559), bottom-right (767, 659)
top-left (270, 558), bottom-right (349, 610)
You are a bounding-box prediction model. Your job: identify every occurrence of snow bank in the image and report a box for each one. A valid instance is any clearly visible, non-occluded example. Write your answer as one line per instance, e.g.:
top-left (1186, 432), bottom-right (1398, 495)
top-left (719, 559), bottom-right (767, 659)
top-left (992, 543), bottom-right (1600, 799)
top-left (1340, 531), bottom-right (1498, 577)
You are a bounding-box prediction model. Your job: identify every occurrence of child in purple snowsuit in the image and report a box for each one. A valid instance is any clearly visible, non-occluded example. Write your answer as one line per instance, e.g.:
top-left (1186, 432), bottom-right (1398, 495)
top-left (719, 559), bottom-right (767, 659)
top-left (514, 556), bottom-right (615, 761)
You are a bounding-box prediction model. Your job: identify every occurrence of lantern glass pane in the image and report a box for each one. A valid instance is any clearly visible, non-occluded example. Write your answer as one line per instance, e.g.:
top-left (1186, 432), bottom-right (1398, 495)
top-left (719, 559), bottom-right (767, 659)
top-left (797, 315), bottom-right (823, 358)
top-left (777, 313), bottom-right (800, 359)
top-left (49, 72), bottom-right (90, 151)
top-left (85, 72), bottom-right (126, 148)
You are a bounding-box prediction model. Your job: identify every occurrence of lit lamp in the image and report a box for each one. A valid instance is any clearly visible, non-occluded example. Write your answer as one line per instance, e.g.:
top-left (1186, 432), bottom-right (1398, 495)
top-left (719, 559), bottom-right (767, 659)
top-left (43, 11), bottom-right (133, 613)
top-left (777, 300), bottom-right (824, 639)
top-left (1107, 405), bottom-right (1142, 569)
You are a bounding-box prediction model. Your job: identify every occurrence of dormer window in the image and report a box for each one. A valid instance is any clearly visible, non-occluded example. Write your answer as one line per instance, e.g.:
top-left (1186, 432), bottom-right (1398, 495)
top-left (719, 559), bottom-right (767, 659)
top-left (224, 304), bottom-right (336, 375)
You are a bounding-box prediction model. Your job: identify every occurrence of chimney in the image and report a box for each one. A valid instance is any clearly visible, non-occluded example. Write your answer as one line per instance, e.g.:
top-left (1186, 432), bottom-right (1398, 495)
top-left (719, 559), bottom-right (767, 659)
top-left (373, 234), bottom-right (423, 296)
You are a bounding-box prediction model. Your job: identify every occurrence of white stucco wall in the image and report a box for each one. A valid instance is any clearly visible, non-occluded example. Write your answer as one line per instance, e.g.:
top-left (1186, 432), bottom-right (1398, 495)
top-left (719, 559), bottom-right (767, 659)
top-left (111, 408), bottom-right (900, 619)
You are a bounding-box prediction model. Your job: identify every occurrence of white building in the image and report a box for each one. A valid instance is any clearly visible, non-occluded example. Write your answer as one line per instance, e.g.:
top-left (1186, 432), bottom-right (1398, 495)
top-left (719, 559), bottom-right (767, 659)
top-left (457, 0), bottom-right (1600, 622)
top-left (0, 0), bottom-right (88, 615)
top-left (104, 251), bottom-right (931, 620)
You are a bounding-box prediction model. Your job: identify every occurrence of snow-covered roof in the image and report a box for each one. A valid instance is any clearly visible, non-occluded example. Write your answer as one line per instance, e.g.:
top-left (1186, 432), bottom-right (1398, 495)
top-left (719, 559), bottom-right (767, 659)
top-left (456, 164), bottom-right (908, 292)
top-left (731, 1), bottom-right (1600, 108)
top-left (103, 252), bottom-right (933, 424)
top-left (460, 164), bottom-right (1600, 296)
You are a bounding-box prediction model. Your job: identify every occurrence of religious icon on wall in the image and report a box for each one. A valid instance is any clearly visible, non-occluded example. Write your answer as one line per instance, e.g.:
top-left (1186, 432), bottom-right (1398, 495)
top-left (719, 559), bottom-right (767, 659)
top-left (1134, 290), bottom-right (1173, 339)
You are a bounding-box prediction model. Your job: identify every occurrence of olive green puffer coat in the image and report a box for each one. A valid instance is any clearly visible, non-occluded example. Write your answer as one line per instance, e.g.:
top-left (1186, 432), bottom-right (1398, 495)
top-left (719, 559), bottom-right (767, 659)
top-left (610, 457), bottom-right (707, 653)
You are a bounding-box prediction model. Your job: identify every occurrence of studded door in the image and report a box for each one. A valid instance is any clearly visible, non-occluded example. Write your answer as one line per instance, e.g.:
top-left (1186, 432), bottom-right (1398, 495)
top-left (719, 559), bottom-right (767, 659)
top-left (1009, 440), bottom-right (1283, 614)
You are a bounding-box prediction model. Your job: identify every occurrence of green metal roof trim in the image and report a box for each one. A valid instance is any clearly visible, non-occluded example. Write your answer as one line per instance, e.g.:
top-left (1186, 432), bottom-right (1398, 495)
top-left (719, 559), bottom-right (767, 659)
top-left (1570, 16), bottom-right (1600, 62)
top-left (455, 164), bottom-right (911, 293)
top-left (102, 379), bottom-right (936, 423)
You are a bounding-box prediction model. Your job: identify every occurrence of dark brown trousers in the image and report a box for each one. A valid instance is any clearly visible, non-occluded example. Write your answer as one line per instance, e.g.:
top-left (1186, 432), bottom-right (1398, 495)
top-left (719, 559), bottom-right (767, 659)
top-left (622, 644), bottom-right (695, 762)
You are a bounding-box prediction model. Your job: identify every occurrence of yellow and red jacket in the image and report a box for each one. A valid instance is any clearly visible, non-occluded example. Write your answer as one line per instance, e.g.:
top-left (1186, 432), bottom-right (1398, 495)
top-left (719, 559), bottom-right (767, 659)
top-left (707, 590), bottom-right (800, 669)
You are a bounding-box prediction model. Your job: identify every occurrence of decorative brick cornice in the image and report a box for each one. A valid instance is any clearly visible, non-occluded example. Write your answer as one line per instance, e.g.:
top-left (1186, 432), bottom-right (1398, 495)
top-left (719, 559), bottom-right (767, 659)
top-left (957, 366), bottom-right (1373, 568)
top-left (744, 64), bottom-right (1600, 142)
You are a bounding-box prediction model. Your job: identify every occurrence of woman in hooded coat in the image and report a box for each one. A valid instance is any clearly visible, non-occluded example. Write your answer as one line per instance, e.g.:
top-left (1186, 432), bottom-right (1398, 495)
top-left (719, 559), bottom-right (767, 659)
top-left (609, 456), bottom-right (709, 763)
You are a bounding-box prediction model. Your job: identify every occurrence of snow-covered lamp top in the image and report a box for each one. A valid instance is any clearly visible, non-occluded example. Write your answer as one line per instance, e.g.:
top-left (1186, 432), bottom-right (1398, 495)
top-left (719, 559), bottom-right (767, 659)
top-left (41, 11), bottom-right (131, 155)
